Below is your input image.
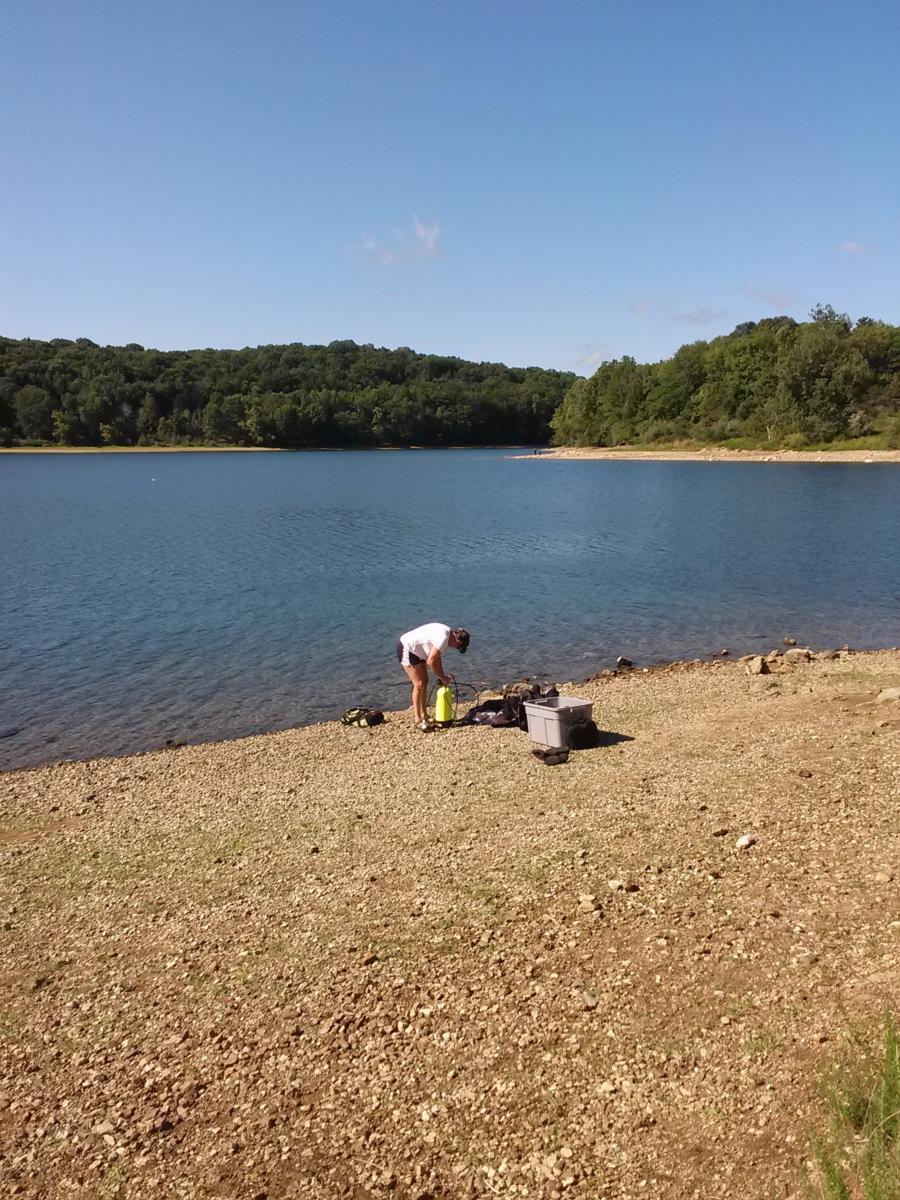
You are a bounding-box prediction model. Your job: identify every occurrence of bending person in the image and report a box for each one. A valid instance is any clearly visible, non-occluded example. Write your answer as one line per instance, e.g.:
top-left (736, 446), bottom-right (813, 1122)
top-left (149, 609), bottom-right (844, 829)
top-left (396, 622), bottom-right (470, 731)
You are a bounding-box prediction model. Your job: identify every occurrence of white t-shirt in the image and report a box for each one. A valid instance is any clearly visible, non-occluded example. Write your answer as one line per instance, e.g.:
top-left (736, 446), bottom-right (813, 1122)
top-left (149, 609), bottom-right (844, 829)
top-left (400, 622), bottom-right (450, 665)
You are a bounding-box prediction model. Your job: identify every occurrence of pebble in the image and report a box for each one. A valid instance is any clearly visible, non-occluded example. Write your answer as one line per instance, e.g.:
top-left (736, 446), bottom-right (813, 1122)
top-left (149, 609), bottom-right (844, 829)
top-left (735, 834), bottom-right (757, 850)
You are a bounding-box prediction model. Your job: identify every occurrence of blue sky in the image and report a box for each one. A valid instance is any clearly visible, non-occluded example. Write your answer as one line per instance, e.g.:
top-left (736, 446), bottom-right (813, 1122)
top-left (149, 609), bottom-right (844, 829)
top-left (4, 0), bottom-right (899, 373)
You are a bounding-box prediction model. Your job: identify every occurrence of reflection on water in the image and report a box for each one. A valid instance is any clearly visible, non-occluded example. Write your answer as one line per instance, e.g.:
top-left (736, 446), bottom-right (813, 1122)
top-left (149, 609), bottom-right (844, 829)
top-left (2, 450), bottom-right (899, 768)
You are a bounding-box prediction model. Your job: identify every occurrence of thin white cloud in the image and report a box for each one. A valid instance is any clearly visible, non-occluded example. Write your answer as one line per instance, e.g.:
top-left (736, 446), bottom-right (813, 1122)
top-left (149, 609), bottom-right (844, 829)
top-left (629, 299), bottom-right (725, 324)
top-left (361, 216), bottom-right (442, 267)
top-left (576, 343), bottom-right (611, 368)
top-left (839, 240), bottom-right (872, 255)
top-left (671, 307), bottom-right (728, 324)
top-left (361, 237), bottom-right (397, 267)
top-left (629, 299), bottom-right (676, 317)
top-left (742, 282), bottom-right (800, 310)
top-left (413, 216), bottom-right (441, 258)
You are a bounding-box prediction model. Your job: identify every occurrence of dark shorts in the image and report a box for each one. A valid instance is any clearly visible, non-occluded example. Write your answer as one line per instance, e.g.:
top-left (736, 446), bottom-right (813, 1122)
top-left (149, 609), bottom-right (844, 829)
top-left (396, 640), bottom-right (424, 667)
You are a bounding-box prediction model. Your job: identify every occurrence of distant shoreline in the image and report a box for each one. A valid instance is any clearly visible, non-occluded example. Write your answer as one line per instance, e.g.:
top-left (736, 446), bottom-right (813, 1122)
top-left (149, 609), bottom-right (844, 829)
top-left (0, 445), bottom-right (283, 454)
top-left (0, 444), bottom-right (532, 455)
top-left (509, 446), bottom-right (900, 463)
top-left (5, 444), bottom-right (899, 461)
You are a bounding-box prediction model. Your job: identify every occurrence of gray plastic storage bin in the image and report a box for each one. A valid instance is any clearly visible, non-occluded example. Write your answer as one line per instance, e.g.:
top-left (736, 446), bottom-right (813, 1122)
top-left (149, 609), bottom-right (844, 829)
top-left (522, 695), bottom-right (593, 749)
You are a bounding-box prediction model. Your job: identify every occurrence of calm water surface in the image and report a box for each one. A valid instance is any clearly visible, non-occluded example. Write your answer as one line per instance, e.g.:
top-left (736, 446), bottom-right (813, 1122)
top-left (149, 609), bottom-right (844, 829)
top-left (2, 450), bottom-right (899, 769)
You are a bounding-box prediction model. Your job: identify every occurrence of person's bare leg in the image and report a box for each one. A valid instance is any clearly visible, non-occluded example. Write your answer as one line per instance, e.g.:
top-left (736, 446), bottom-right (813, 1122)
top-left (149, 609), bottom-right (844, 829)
top-left (403, 662), bottom-right (428, 725)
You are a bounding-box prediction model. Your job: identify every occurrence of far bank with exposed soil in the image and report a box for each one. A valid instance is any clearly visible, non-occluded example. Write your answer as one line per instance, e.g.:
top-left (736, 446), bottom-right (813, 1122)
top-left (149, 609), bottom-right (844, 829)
top-left (510, 446), bottom-right (900, 463)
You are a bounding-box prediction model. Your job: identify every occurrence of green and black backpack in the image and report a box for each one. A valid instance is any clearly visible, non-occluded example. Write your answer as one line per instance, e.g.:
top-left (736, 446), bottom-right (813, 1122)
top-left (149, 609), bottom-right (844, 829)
top-left (341, 707), bottom-right (385, 728)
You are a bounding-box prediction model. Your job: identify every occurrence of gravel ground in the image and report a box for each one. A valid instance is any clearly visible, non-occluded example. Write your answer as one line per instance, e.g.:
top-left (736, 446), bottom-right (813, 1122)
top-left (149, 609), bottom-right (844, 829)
top-left (2, 649), bottom-right (899, 1200)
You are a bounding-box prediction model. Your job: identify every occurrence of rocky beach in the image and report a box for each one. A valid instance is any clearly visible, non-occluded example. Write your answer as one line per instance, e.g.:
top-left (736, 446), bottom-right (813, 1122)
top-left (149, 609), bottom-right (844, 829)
top-left (2, 649), bottom-right (899, 1199)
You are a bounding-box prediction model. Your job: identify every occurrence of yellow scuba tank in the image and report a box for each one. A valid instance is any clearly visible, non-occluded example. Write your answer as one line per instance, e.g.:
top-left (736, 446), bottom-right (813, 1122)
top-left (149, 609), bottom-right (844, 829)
top-left (434, 683), bottom-right (453, 726)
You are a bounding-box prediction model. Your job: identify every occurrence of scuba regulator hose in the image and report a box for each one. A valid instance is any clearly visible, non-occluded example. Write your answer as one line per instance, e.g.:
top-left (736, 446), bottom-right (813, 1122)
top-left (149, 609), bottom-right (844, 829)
top-left (426, 675), bottom-right (482, 726)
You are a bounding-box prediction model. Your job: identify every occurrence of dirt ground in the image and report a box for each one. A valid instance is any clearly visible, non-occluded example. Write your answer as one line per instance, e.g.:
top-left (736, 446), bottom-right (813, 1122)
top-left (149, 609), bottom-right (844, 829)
top-left (509, 447), bottom-right (900, 463)
top-left (2, 649), bottom-right (899, 1199)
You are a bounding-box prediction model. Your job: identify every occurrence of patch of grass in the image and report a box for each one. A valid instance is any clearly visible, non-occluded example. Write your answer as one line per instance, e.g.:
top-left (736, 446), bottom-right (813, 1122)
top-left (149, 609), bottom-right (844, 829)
top-left (807, 1017), bottom-right (900, 1199)
top-left (803, 435), bottom-right (892, 452)
top-left (518, 851), bottom-right (567, 883)
top-left (469, 883), bottom-right (503, 904)
top-left (743, 1030), bottom-right (780, 1061)
top-left (101, 1163), bottom-right (127, 1199)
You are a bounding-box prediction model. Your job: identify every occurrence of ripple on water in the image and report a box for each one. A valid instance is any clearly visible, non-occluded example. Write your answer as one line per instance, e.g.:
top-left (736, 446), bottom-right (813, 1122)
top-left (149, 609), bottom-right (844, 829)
top-left (2, 450), bottom-right (900, 768)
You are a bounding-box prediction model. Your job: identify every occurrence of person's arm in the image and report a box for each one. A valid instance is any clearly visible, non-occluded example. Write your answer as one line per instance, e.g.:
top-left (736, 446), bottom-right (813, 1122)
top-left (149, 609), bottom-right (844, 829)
top-left (427, 648), bottom-right (451, 685)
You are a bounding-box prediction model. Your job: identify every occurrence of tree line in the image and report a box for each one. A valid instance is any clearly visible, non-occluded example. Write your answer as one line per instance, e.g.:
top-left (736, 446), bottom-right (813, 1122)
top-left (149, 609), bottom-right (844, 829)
top-left (3, 308), bottom-right (899, 451)
top-left (0, 338), bottom-right (575, 448)
top-left (551, 307), bottom-right (900, 448)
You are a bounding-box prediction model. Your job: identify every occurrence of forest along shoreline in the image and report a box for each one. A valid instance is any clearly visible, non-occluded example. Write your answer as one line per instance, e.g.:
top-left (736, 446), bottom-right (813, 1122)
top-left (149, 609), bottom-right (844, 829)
top-left (6, 445), bottom-right (900, 460)
top-left (2, 648), bottom-right (899, 1198)
top-left (510, 446), bottom-right (900, 462)
top-left (0, 444), bottom-right (537, 454)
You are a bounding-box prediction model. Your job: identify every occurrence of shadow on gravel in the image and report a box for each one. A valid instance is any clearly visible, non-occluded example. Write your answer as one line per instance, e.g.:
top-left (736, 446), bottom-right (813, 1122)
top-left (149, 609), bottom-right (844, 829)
top-left (596, 729), bottom-right (635, 747)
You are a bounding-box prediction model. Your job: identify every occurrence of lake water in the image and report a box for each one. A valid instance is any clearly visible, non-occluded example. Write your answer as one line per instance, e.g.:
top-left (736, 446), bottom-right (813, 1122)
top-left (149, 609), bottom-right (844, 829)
top-left (2, 449), bottom-right (899, 770)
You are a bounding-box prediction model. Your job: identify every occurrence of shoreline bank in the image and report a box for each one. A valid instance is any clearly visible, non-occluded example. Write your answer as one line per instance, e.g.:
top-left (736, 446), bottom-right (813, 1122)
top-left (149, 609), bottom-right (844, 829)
top-left (6, 640), bottom-right (899, 775)
top-left (0, 444), bottom-right (534, 455)
top-left (509, 446), bottom-right (900, 463)
top-left (0, 445), bottom-right (284, 454)
top-left (5, 444), bottom-right (899, 460)
top-left (2, 649), bottom-right (899, 1197)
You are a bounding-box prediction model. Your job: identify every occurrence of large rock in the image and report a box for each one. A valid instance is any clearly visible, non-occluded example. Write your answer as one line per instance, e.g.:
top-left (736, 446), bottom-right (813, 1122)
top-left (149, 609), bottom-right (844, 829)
top-left (746, 656), bottom-right (769, 675)
top-left (783, 648), bottom-right (813, 664)
top-left (876, 687), bottom-right (900, 703)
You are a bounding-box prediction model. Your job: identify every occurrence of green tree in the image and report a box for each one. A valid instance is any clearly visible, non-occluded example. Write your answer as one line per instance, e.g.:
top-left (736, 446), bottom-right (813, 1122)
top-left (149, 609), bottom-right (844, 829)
top-left (14, 385), bottom-right (55, 440)
top-left (136, 393), bottom-right (160, 442)
top-left (774, 322), bottom-right (870, 441)
top-left (809, 302), bottom-right (851, 329)
top-left (51, 408), bottom-right (76, 444)
top-left (202, 394), bottom-right (246, 443)
top-left (0, 380), bottom-right (14, 444)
